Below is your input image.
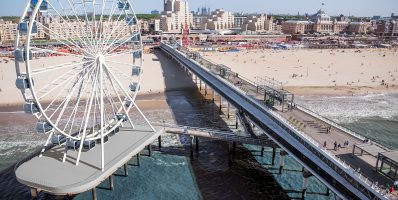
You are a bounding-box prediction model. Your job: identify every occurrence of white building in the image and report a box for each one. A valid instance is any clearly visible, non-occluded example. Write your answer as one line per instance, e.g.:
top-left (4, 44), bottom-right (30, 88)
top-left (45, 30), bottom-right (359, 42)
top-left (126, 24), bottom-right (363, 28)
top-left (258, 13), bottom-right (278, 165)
top-left (160, 0), bottom-right (193, 33)
top-left (201, 9), bottom-right (234, 31)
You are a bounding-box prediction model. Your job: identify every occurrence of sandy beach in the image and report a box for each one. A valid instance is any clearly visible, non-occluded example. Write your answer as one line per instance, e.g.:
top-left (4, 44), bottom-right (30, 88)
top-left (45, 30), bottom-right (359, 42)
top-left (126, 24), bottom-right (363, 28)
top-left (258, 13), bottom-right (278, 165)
top-left (0, 51), bottom-right (191, 107)
top-left (201, 48), bottom-right (398, 95)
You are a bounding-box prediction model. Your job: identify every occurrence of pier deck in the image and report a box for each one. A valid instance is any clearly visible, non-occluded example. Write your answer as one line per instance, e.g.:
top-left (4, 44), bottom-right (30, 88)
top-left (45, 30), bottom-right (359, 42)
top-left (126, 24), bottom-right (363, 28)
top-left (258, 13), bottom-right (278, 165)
top-left (15, 126), bottom-right (162, 195)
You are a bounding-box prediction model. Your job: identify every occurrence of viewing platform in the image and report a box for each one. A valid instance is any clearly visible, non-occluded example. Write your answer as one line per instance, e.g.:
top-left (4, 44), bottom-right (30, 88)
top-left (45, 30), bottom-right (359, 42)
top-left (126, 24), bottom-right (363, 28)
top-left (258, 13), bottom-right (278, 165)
top-left (15, 126), bottom-right (163, 196)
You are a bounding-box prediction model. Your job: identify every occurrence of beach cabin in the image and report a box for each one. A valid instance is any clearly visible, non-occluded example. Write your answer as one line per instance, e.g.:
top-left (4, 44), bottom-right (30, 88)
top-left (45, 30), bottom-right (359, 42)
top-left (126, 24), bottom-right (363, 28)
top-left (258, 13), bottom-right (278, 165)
top-left (16, 76), bottom-right (32, 90)
top-left (18, 21), bottom-right (38, 35)
top-left (36, 122), bottom-right (53, 134)
top-left (116, 113), bottom-right (127, 122)
top-left (51, 134), bottom-right (65, 145)
top-left (15, 48), bottom-right (33, 62)
top-left (129, 82), bottom-right (140, 92)
top-left (117, 1), bottom-right (130, 10)
top-left (132, 66), bottom-right (141, 76)
top-left (30, 0), bottom-right (48, 12)
top-left (23, 100), bottom-right (39, 114)
top-left (67, 139), bottom-right (79, 150)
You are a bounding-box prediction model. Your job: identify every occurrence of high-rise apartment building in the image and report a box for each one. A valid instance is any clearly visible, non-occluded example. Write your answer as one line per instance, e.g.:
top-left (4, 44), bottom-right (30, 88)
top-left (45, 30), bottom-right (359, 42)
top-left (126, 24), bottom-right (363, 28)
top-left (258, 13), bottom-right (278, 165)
top-left (201, 9), bottom-right (234, 31)
top-left (160, 0), bottom-right (193, 33)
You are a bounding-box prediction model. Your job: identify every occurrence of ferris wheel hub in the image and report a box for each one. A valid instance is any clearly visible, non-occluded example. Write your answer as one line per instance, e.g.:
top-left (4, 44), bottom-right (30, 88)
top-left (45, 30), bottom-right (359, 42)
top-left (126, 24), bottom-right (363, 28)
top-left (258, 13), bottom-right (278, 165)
top-left (96, 54), bottom-right (106, 64)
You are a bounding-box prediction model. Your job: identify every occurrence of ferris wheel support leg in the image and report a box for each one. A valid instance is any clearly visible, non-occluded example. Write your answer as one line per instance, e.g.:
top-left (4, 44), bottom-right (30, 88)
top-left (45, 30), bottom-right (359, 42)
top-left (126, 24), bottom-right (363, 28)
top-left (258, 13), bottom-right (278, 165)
top-left (76, 68), bottom-right (99, 166)
top-left (39, 131), bottom-right (54, 157)
top-left (133, 102), bottom-right (156, 132)
top-left (100, 62), bottom-right (105, 171)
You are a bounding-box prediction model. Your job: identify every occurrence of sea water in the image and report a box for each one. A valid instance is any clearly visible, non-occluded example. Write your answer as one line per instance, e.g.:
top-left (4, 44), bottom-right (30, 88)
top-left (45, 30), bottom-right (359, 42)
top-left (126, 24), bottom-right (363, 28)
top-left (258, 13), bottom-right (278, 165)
top-left (1, 92), bottom-right (397, 199)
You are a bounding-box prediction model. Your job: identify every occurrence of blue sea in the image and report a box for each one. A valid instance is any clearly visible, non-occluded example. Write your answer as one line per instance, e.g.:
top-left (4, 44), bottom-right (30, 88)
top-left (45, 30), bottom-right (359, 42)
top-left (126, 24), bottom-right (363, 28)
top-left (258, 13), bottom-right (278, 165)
top-left (0, 92), bottom-right (397, 200)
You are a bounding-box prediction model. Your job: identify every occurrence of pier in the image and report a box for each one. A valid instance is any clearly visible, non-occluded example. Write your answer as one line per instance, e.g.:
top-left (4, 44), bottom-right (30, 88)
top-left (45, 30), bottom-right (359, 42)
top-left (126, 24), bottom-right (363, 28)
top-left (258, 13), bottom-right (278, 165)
top-left (160, 42), bottom-right (397, 200)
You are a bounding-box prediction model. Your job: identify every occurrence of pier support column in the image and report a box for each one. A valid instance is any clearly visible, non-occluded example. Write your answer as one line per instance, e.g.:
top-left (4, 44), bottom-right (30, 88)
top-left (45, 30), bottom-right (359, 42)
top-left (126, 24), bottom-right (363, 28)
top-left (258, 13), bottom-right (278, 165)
top-left (136, 154), bottom-right (140, 167)
top-left (158, 136), bottom-right (162, 149)
top-left (205, 84), bottom-right (208, 96)
top-left (91, 188), bottom-right (97, 200)
top-left (219, 96), bottom-right (223, 113)
top-left (271, 147), bottom-right (276, 165)
top-left (190, 136), bottom-right (194, 158)
top-left (124, 164), bottom-right (128, 177)
top-left (109, 175), bottom-right (114, 191)
top-left (212, 90), bottom-right (215, 103)
top-left (227, 103), bottom-right (230, 119)
top-left (31, 188), bottom-right (38, 200)
top-left (146, 145), bottom-right (152, 157)
top-left (195, 136), bottom-right (199, 153)
top-left (260, 147), bottom-right (264, 157)
top-left (301, 170), bottom-right (312, 200)
top-left (326, 188), bottom-right (330, 196)
top-left (235, 116), bottom-right (239, 129)
top-left (199, 79), bottom-right (202, 91)
top-left (279, 151), bottom-right (288, 174)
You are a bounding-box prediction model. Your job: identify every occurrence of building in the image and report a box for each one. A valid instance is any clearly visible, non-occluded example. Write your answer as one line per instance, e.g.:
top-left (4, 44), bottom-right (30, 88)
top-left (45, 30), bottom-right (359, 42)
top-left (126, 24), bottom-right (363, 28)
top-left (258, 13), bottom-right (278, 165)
top-left (201, 9), bottom-right (234, 31)
top-left (241, 14), bottom-right (277, 32)
top-left (151, 10), bottom-right (160, 15)
top-left (282, 9), bottom-right (370, 35)
top-left (0, 19), bottom-right (46, 44)
top-left (376, 20), bottom-right (398, 37)
top-left (160, 0), bottom-right (193, 33)
top-left (234, 15), bottom-right (247, 29)
top-left (192, 16), bottom-right (208, 29)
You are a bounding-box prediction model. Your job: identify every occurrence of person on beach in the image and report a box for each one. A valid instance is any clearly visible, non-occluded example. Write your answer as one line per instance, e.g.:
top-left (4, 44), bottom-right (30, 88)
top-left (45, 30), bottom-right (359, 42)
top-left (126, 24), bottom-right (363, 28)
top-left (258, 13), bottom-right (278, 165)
top-left (323, 141), bottom-right (327, 149)
top-left (334, 141), bottom-right (337, 151)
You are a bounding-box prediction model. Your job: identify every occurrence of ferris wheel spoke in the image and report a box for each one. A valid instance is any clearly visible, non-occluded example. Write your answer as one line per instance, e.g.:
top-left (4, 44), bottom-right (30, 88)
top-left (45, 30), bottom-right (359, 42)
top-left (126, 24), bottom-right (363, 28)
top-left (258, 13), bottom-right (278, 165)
top-left (106, 60), bottom-right (133, 67)
top-left (65, 0), bottom-right (96, 50)
top-left (46, 0), bottom-right (92, 50)
top-left (103, 33), bottom-right (140, 56)
top-left (76, 62), bottom-right (100, 166)
top-left (96, 0), bottom-right (117, 51)
top-left (31, 47), bottom-right (86, 58)
top-left (53, 65), bottom-right (95, 127)
top-left (35, 21), bottom-right (93, 56)
top-left (30, 60), bottom-right (91, 76)
top-left (45, 66), bottom-right (95, 121)
top-left (37, 62), bottom-right (95, 101)
top-left (103, 65), bottom-right (136, 129)
top-left (104, 49), bottom-right (140, 58)
top-left (100, 5), bottom-right (130, 52)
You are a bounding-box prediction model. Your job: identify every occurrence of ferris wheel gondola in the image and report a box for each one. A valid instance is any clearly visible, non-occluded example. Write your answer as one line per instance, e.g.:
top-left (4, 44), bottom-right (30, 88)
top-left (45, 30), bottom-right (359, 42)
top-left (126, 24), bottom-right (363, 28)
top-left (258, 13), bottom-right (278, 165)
top-left (14, 0), bottom-right (154, 171)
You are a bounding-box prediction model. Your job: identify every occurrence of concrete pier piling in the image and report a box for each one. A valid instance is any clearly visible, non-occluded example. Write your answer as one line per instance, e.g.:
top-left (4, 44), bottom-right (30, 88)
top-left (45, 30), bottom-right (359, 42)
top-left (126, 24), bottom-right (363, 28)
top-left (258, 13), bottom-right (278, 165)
top-left (136, 154), bottom-right (140, 167)
top-left (261, 147), bottom-right (264, 157)
top-left (195, 136), bottom-right (199, 153)
top-left (124, 164), bottom-right (128, 177)
top-left (272, 147), bottom-right (276, 165)
top-left (158, 136), bottom-right (162, 149)
top-left (109, 175), bottom-right (114, 191)
top-left (31, 188), bottom-right (38, 200)
top-left (279, 151), bottom-right (288, 174)
top-left (91, 188), bottom-right (97, 200)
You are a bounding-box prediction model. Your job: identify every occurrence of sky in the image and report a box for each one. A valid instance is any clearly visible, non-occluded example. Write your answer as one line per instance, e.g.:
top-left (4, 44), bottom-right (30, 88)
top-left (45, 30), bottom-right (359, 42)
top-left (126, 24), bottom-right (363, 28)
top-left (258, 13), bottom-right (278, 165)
top-left (1, 0), bottom-right (397, 17)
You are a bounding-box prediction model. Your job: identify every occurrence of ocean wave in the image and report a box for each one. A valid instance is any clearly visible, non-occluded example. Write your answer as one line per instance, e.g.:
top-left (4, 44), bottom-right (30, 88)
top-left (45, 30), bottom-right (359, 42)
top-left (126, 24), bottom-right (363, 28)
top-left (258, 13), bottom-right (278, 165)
top-left (296, 93), bottom-right (398, 123)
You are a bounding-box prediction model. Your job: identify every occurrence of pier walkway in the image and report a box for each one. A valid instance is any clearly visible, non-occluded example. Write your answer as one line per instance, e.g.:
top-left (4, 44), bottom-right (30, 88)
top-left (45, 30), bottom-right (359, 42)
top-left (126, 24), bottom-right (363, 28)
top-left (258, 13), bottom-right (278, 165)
top-left (160, 42), bottom-right (396, 200)
top-left (15, 126), bottom-right (163, 196)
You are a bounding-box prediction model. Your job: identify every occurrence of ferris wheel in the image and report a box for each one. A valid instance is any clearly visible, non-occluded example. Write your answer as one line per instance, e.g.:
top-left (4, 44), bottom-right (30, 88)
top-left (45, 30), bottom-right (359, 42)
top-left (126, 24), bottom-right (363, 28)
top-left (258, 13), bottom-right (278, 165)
top-left (14, 0), bottom-right (154, 171)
